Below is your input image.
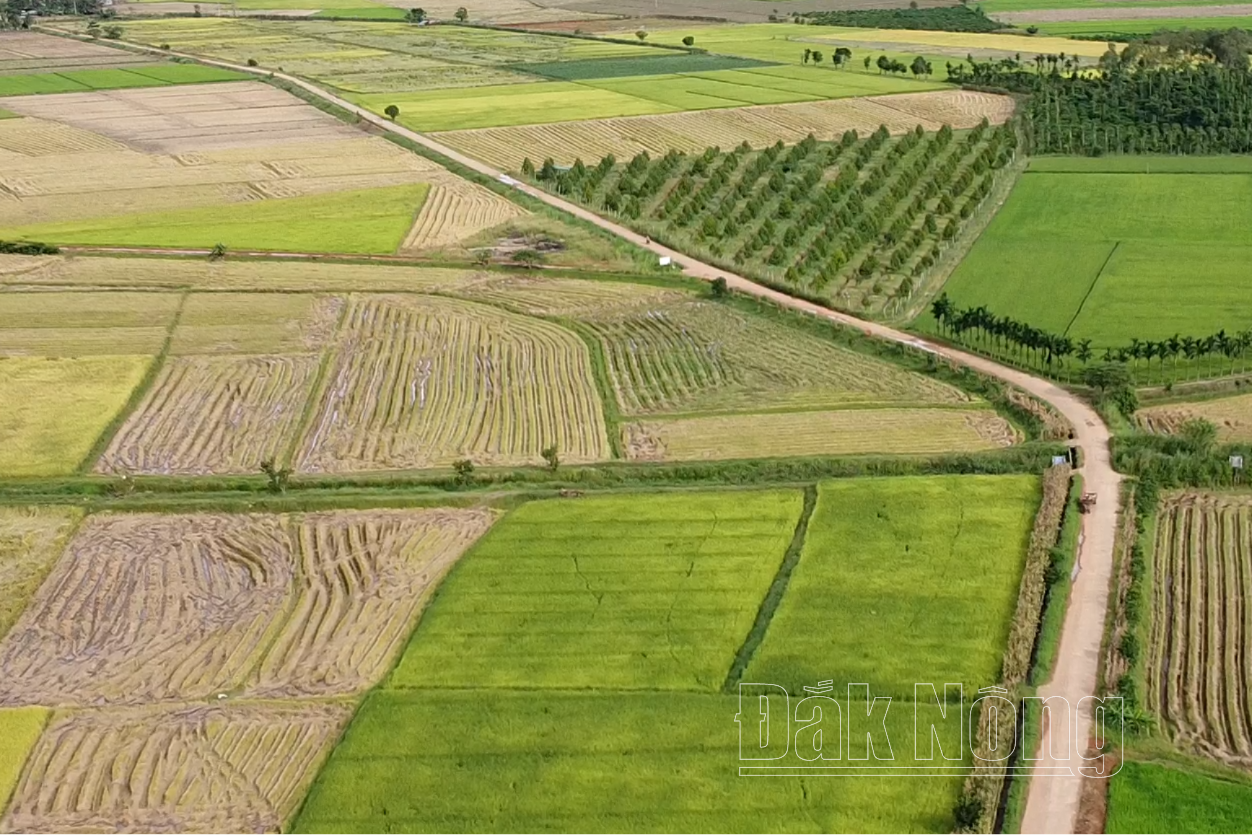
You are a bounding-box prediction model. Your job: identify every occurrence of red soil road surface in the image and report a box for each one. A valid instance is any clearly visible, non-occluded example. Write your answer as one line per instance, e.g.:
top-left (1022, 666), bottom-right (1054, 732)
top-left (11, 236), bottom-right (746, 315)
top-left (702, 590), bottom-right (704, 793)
top-left (38, 28), bottom-right (1126, 833)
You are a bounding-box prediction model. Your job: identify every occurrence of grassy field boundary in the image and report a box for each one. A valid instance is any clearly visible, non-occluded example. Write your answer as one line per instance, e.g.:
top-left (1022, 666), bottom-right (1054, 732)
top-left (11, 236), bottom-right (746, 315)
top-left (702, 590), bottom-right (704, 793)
top-left (1028, 473), bottom-right (1085, 685)
top-left (72, 291), bottom-right (188, 475)
top-left (721, 484), bottom-right (817, 691)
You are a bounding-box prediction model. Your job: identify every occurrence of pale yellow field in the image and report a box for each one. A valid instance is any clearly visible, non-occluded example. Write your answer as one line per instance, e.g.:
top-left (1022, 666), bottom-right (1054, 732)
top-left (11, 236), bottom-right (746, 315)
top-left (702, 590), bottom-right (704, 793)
top-left (0, 254), bottom-right (484, 292)
top-left (171, 293), bottom-right (343, 355)
top-left (0, 356), bottom-right (151, 476)
top-left (0, 507), bottom-right (80, 639)
top-left (0, 291), bottom-right (179, 357)
top-left (1138, 392), bottom-right (1252, 441)
top-left (623, 408), bottom-right (1018, 461)
top-left (807, 27), bottom-right (1114, 58)
top-left (400, 182), bottom-right (527, 252)
top-left (435, 90), bottom-right (1014, 170)
top-left (0, 706), bottom-right (50, 818)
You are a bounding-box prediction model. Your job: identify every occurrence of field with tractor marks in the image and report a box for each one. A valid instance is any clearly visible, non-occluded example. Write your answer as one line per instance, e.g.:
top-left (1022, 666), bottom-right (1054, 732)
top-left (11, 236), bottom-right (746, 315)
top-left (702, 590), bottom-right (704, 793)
top-left (0, 82), bottom-right (521, 254)
top-left (0, 508), bottom-right (494, 705)
top-left (0, 508), bottom-right (80, 640)
top-left (1145, 492), bottom-right (1252, 769)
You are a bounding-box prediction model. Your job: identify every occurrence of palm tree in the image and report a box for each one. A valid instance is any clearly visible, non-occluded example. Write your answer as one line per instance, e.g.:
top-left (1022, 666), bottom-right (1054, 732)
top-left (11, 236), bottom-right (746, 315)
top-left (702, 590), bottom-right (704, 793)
top-left (1076, 338), bottom-right (1094, 366)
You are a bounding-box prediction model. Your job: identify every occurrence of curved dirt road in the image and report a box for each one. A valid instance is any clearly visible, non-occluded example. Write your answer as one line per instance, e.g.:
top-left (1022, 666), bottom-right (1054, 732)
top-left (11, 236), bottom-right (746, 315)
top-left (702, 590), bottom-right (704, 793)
top-left (44, 30), bottom-right (1122, 833)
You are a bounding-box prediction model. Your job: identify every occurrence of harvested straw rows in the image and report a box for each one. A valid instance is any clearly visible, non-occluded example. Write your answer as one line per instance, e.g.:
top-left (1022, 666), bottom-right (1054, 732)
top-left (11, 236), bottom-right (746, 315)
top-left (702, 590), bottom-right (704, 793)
top-left (623, 408), bottom-right (1017, 461)
top-left (1, 702), bottom-right (351, 834)
top-left (0, 507), bottom-right (79, 639)
top-left (1146, 493), bottom-right (1252, 768)
top-left (1138, 392), bottom-right (1252, 442)
top-left (451, 274), bottom-right (683, 318)
top-left (400, 181), bottom-right (527, 252)
top-left (253, 509), bottom-right (497, 697)
top-left (0, 31), bottom-right (147, 72)
top-left (435, 90), bottom-right (1015, 170)
top-left (296, 295), bottom-right (609, 472)
top-left (97, 355), bottom-right (319, 476)
top-left (0, 509), bottom-right (494, 706)
top-left (581, 299), bottom-right (972, 415)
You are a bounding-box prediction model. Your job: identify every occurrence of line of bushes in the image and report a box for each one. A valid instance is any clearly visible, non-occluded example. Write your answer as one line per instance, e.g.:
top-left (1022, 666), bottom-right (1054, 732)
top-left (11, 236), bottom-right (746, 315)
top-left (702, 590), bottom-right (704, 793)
top-left (0, 239), bottom-right (57, 255)
top-left (797, 6), bottom-right (1003, 33)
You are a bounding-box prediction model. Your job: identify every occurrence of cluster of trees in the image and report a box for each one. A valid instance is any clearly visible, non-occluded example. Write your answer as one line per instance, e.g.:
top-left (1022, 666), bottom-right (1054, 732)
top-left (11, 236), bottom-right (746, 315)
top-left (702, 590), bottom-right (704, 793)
top-left (947, 38), bottom-right (1252, 154)
top-left (932, 293), bottom-right (1252, 382)
top-left (525, 121), bottom-right (1014, 314)
top-left (1, 0), bottom-right (102, 27)
top-left (798, 47), bottom-right (934, 78)
top-left (797, 5), bottom-right (1000, 34)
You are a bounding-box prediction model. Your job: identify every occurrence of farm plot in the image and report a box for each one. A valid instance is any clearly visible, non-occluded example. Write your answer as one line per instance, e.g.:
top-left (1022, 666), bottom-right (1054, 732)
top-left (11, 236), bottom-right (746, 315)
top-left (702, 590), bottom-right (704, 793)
top-left (624, 407), bottom-right (1016, 461)
top-left (0, 31), bottom-right (151, 73)
top-left (746, 474), bottom-right (1041, 698)
top-left (1145, 492), bottom-right (1252, 768)
top-left (296, 294), bottom-right (609, 473)
top-left (399, 181), bottom-right (527, 253)
top-left (0, 83), bottom-right (506, 253)
top-left (294, 690), bottom-right (967, 834)
top-left (544, 120), bottom-right (1016, 317)
top-left (387, 490), bottom-right (802, 691)
top-left (1, 702), bottom-right (352, 834)
top-left (0, 290), bottom-right (179, 356)
top-left (0, 707), bottom-right (48, 818)
top-left (1107, 759), bottom-right (1252, 834)
top-left (1138, 392), bottom-right (1252, 442)
top-left (923, 167), bottom-right (1252, 349)
top-left (0, 356), bottom-right (150, 477)
top-left (0, 508), bottom-right (494, 706)
top-left (0, 64), bottom-right (249, 98)
top-left (435, 89), bottom-right (1013, 169)
top-left (578, 297), bottom-right (974, 415)
top-left (0, 253), bottom-right (483, 292)
top-left (0, 508), bottom-right (80, 640)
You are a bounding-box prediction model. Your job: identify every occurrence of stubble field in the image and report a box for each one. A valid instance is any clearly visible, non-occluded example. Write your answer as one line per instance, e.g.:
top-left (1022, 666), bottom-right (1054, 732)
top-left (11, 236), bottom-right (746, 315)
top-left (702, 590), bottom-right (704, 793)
top-left (1138, 392), bottom-right (1252, 441)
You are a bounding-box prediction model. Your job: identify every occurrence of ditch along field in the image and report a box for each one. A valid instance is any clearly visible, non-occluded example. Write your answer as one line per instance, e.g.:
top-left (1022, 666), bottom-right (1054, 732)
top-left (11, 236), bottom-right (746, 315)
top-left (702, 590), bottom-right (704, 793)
top-left (0, 507), bottom-right (495, 831)
top-left (295, 476), bottom-right (1043, 832)
top-left (1143, 492), bottom-right (1252, 770)
top-left (534, 120), bottom-right (1017, 317)
top-left (0, 259), bottom-right (1018, 476)
top-left (1138, 390), bottom-right (1252, 442)
top-left (0, 80), bottom-right (522, 254)
top-left (918, 157), bottom-right (1252, 379)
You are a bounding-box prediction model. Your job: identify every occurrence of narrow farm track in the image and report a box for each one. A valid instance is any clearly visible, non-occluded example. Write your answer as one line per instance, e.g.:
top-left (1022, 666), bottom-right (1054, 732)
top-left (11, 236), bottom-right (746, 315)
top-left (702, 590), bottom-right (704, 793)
top-left (43, 31), bottom-right (1123, 834)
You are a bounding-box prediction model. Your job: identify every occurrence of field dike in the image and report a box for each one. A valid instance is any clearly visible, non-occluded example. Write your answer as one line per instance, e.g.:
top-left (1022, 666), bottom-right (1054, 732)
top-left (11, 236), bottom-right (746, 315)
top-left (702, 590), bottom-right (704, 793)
top-left (722, 484), bottom-right (818, 692)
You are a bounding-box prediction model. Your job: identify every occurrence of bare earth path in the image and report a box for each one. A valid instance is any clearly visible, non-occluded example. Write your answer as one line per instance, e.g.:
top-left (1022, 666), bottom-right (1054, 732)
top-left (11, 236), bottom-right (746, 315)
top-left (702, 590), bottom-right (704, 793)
top-left (38, 30), bottom-right (1124, 833)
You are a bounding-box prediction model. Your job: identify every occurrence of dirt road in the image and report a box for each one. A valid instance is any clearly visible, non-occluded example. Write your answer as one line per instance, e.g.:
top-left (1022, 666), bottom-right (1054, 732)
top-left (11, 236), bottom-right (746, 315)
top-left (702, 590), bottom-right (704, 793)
top-left (40, 30), bottom-right (1124, 832)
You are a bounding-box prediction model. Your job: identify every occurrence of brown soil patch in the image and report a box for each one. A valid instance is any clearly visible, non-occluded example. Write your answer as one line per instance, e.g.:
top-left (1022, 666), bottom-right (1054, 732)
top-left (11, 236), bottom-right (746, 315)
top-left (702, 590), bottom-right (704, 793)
top-left (1075, 748), bottom-right (1117, 833)
top-left (1, 701), bottom-right (351, 833)
top-left (0, 31), bottom-right (150, 73)
top-left (0, 508), bottom-right (495, 705)
top-left (0, 82), bottom-right (359, 154)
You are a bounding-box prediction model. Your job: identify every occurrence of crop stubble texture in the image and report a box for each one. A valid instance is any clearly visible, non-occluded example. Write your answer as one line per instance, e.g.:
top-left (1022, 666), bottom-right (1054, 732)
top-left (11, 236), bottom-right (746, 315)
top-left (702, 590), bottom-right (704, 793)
top-left (0, 508), bottom-right (495, 706)
top-left (1146, 492), bottom-right (1252, 768)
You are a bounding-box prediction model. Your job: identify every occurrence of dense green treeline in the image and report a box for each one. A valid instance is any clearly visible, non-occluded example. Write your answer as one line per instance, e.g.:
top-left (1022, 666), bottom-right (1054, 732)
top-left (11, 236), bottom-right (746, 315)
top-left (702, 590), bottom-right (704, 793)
top-left (797, 6), bottom-right (1002, 34)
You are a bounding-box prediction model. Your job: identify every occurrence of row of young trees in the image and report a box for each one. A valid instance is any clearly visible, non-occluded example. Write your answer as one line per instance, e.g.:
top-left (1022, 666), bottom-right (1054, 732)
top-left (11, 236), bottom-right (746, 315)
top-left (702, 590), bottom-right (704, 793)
top-left (526, 121), bottom-right (1015, 315)
top-left (931, 293), bottom-right (1252, 382)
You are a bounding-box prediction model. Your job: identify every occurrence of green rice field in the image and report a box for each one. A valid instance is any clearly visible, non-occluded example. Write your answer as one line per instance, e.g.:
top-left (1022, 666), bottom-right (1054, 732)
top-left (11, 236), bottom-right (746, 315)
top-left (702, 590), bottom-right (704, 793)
top-left (294, 475), bottom-right (1051, 833)
top-left (922, 162), bottom-right (1252, 346)
top-left (745, 475), bottom-right (1040, 699)
top-left (388, 490), bottom-right (803, 691)
top-left (1040, 17), bottom-right (1252, 36)
top-left (1107, 760), bottom-right (1252, 833)
top-left (0, 64), bottom-right (248, 97)
top-left (0, 184), bottom-right (429, 255)
top-left (0, 707), bottom-right (50, 813)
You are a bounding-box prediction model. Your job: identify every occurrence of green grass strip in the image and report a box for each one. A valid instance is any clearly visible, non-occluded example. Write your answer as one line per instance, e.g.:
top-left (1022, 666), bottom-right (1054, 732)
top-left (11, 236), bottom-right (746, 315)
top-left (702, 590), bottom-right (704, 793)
top-left (722, 483), bottom-right (817, 692)
top-left (1028, 474), bottom-right (1084, 685)
top-left (74, 291), bottom-right (187, 475)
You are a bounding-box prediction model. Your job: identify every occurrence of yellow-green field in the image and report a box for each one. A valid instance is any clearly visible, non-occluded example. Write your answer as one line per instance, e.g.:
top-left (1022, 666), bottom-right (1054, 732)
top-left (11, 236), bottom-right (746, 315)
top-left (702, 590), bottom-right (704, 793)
top-left (0, 506), bottom-right (80, 638)
top-left (0, 707), bottom-right (50, 813)
top-left (0, 356), bottom-right (150, 477)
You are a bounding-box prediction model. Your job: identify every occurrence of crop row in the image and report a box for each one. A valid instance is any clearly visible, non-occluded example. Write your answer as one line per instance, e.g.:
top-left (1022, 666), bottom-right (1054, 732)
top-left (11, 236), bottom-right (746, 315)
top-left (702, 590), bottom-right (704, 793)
top-left (530, 120), bottom-right (1015, 316)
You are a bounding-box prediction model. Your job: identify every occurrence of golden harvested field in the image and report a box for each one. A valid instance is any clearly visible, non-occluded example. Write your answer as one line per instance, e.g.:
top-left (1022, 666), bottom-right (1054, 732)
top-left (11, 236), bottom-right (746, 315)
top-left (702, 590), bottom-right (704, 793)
top-left (97, 355), bottom-right (320, 476)
top-left (0, 508), bottom-right (495, 706)
top-left (452, 273), bottom-right (682, 318)
top-left (1, 702), bottom-right (352, 834)
top-left (171, 292), bottom-right (343, 355)
top-left (400, 182), bottom-right (527, 252)
top-left (623, 407), bottom-right (1018, 461)
top-left (0, 356), bottom-right (151, 477)
top-left (0, 508), bottom-right (80, 640)
top-left (0, 706), bottom-right (48, 821)
top-left (296, 295), bottom-right (609, 472)
top-left (0, 254), bottom-right (483, 292)
top-left (579, 298), bottom-right (973, 416)
top-left (1138, 392), bottom-right (1252, 441)
top-left (434, 89), bottom-right (1015, 170)
top-left (0, 83), bottom-right (521, 252)
top-left (805, 27), bottom-right (1115, 59)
